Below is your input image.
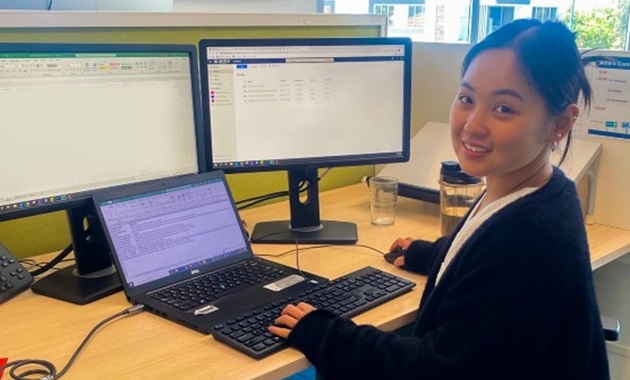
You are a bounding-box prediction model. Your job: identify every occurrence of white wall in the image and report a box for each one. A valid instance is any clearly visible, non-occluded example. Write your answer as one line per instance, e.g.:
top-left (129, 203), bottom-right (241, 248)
top-left (3, 0), bottom-right (317, 12)
top-left (411, 42), bottom-right (469, 132)
top-left (51, 0), bottom-right (172, 10)
top-left (334, 0), bottom-right (369, 14)
top-left (173, 0), bottom-right (317, 13)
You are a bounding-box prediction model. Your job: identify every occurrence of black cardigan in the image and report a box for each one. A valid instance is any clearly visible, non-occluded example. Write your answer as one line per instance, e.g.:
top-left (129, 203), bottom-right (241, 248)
top-left (287, 168), bottom-right (609, 380)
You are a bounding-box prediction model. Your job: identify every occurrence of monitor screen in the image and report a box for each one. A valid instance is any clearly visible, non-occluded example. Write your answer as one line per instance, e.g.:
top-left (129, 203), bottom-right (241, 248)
top-left (199, 37), bottom-right (412, 244)
top-left (0, 43), bottom-right (204, 303)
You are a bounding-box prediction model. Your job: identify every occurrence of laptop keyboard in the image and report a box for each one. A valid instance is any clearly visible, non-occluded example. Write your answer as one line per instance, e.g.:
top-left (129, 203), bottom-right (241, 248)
top-left (212, 266), bottom-right (415, 359)
top-left (149, 260), bottom-right (288, 311)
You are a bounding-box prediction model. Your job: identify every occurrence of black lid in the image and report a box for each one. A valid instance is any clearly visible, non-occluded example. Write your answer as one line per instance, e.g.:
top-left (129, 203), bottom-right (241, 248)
top-left (440, 161), bottom-right (482, 185)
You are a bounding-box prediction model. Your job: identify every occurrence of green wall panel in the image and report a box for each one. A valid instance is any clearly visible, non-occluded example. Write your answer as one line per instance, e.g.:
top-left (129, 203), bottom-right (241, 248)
top-left (0, 25), bottom-right (379, 44)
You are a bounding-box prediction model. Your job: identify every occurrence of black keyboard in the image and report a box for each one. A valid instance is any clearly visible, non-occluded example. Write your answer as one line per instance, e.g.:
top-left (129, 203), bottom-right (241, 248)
top-left (212, 266), bottom-right (415, 359)
top-left (149, 259), bottom-right (288, 311)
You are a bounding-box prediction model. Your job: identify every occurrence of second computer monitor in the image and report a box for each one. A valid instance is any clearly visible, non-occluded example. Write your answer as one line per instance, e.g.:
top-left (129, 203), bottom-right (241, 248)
top-left (199, 37), bottom-right (412, 244)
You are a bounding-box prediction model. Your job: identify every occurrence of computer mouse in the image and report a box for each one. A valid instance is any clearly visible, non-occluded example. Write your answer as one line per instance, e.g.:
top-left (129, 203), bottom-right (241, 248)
top-left (384, 249), bottom-right (405, 264)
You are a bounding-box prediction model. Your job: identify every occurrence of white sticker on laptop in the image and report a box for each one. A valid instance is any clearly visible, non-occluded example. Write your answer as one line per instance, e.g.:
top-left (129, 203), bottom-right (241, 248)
top-left (264, 275), bottom-right (305, 292)
top-left (193, 305), bottom-right (219, 315)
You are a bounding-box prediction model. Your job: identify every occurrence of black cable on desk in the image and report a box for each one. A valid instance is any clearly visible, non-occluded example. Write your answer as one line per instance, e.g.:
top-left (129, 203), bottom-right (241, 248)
top-left (293, 236), bottom-right (309, 280)
top-left (256, 243), bottom-right (387, 259)
top-left (236, 191), bottom-right (289, 210)
top-left (27, 225), bottom-right (98, 277)
top-left (235, 168), bottom-right (332, 211)
top-left (1, 304), bottom-right (145, 380)
top-left (255, 242), bottom-right (390, 283)
top-left (27, 243), bottom-right (73, 277)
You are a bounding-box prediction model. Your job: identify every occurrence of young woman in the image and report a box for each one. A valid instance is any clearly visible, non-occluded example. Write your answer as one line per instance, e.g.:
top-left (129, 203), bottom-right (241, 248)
top-left (269, 19), bottom-right (609, 379)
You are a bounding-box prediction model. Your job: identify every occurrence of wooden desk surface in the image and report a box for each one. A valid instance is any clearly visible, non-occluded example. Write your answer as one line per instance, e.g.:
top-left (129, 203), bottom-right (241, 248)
top-left (3, 183), bottom-right (630, 379)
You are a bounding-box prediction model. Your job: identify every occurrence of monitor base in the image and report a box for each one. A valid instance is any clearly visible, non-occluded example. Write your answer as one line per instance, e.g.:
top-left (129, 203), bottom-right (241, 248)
top-left (250, 220), bottom-right (358, 245)
top-left (30, 265), bottom-right (122, 305)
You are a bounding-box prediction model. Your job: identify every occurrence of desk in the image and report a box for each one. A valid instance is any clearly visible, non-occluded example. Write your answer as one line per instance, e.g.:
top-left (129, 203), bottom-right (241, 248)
top-left (3, 183), bottom-right (630, 379)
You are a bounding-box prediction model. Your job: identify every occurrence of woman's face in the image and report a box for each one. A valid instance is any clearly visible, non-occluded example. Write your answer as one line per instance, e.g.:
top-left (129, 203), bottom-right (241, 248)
top-left (449, 48), bottom-right (556, 189)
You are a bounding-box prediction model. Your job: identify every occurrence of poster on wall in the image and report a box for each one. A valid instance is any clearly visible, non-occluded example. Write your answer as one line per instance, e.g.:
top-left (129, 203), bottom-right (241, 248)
top-left (578, 52), bottom-right (630, 141)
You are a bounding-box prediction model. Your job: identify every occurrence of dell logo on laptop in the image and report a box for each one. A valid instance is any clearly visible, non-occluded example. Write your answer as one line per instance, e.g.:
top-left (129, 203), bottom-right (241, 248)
top-left (191, 269), bottom-right (200, 275)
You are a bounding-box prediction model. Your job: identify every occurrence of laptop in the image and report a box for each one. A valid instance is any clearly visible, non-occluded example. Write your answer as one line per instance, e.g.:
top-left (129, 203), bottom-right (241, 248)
top-left (92, 170), bottom-right (327, 334)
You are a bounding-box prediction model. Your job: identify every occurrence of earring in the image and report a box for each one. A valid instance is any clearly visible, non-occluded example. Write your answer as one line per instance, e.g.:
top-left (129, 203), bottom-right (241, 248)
top-left (551, 133), bottom-right (562, 152)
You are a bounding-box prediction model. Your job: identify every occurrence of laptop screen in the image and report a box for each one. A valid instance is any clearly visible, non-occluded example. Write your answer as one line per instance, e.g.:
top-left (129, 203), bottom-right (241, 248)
top-left (97, 177), bottom-right (249, 289)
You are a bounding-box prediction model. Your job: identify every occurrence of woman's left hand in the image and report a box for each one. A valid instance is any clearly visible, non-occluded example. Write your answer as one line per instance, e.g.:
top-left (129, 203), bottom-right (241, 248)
top-left (268, 302), bottom-right (316, 339)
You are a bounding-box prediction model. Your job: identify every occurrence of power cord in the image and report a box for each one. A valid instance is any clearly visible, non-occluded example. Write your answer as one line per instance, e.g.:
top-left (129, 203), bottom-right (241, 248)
top-left (236, 190), bottom-right (290, 210)
top-left (256, 241), bottom-right (389, 282)
top-left (235, 168), bottom-right (332, 211)
top-left (26, 224), bottom-right (96, 277)
top-left (292, 236), bottom-right (308, 280)
top-left (26, 243), bottom-right (73, 277)
top-left (0, 304), bottom-right (145, 380)
top-left (256, 243), bottom-right (387, 259)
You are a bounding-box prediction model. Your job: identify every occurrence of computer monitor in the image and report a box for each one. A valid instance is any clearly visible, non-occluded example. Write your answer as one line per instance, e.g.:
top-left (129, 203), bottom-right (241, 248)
top-left (0, 43), bottom-right (204, 304)
top-left (198, 37), bottom-right (411, 244)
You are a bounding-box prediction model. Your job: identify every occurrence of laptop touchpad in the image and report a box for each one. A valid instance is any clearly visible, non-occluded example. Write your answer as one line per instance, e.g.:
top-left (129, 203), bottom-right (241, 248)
top-left (223, 287), bottom-right (278, 310)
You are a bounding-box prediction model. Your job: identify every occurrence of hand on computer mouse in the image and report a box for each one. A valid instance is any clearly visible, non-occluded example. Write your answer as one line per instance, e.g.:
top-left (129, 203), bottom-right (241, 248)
top-left (384, 249), bottom-right (405, 265)
top-left (385, 237), bottom-right (413, 267)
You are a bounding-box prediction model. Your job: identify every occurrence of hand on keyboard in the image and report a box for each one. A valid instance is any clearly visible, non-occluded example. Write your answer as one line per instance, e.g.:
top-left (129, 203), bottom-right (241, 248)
top-left (212, 266), bottom-right (415, 359)
top-left (268, 302), bottom-right (316, 339)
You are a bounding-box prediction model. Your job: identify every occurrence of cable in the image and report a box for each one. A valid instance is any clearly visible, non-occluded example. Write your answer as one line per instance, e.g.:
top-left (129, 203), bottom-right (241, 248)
top-left (236, 191), bottom-right (289, 210)
top-left (256, 241), bottom-right (389, 290)
top-left (0, 304), bottom-right (145, 380)
top-left (18, 259), bottom-right (38, 269)
top-left (293, 236), bottom-right (309, 280)
top-left (28, 243), bottom-right (73, 277)
top-left (235, 190), bottom-right (289, 207)
top-left (27, 224), bottom-right (99, 276)
top-left (257, 242), bottom-right (389, 284)
top-left (236, 182), bottom-right (309, 211)
top-left (256, 243), bottom-right (387, 259)
top-left (235, 168), bottom-right (333, 211)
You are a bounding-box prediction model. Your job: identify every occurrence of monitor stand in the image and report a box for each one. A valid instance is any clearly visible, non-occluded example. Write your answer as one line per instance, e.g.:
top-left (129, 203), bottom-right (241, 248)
top-left (250, 168), bottom-right (358, 245)
top-left (30, 204), bottom-right (122, 304)
top-left (30, 264), bottom-right (121, 305)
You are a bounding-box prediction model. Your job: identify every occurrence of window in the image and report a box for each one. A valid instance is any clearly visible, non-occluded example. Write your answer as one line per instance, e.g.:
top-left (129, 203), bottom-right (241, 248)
top-left (323, 0), bottom-right (335, 14)
top-left (434, 4), bottom-right (446, 42)
top-left (483, 6), bottom-right (514, 37)
top-left (322, 0), bottom-right (630, 50)
top-left (374, 4), bottom-right (395, 26)
top-left (532, 6), bottom-right (558, 21)
top-left (408, 5), bottom-right (425, 29)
